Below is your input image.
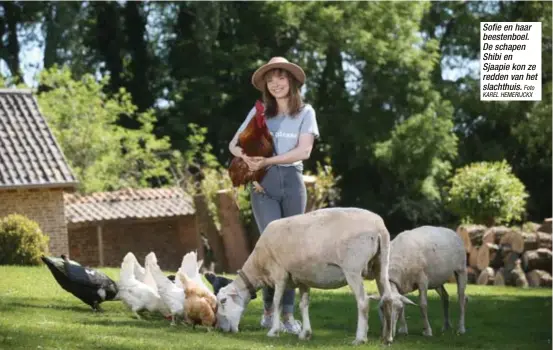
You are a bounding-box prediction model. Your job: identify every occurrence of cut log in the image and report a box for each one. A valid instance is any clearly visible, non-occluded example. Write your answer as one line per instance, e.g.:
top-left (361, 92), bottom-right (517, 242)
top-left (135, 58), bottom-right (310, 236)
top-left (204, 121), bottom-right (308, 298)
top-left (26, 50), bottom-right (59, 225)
top-left (499, 230), bottom-right (524, 253)
top-left (538, 218), bottom-right (552, 234)
top-left (467, 266), bottom-right (478, 284)
top-left (456, 225), bottom-right (473, 253)
top-left (476, 244), bottom-right (490, 271)
top-left (521, 248), bottom-right (552, 274)
top-left (489, 244), bottom-right (505, 269)
top-left (493, 268), bottom-right (506, 286)
top-left (468, 246), bottom-right (479, 269)
top-left (503, 251), bottom-right (521, 271)
top-left (526, 269), bottom-right (553, 287)
top-left (482, 230), bottom-right (496, 245)
top-left (458, 224), bottom-right (487, 246)
top-left (512, 260), bottom-right (529, 288)
top-left (477, 267), bottom-right (495, 285)
top-left (522, 232), bottom-right (540, 251)
top-left (487, 243), bottom-right (499, 264)
top-left (486, 226), bottom-right (512, 244)
top-left (537, 232), bottom-right (552, 250)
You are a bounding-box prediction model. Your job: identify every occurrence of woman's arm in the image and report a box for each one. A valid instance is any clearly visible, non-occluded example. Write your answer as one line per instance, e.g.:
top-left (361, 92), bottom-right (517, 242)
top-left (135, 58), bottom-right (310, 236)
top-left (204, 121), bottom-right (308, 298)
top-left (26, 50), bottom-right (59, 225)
top-left (229, 106), bottom-right (257, 158)
top-left (265, 133), bottom-right (315, 165)
top-left (228, 132), bottom-right (244, 158)
top-left (248, 133), bottom-right (315, 170)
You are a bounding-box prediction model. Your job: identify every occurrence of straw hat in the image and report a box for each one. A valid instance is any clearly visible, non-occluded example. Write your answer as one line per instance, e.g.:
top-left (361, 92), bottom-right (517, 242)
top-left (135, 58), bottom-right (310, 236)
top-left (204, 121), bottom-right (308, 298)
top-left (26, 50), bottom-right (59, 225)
top-left (251, 56), bottom-right (306, 91)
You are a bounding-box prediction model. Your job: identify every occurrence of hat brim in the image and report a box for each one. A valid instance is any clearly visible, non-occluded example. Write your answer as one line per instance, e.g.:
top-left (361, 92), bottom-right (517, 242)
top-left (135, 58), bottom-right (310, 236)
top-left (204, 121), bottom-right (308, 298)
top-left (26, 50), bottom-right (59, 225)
top-left (251, 62), bottom-right (306, 91)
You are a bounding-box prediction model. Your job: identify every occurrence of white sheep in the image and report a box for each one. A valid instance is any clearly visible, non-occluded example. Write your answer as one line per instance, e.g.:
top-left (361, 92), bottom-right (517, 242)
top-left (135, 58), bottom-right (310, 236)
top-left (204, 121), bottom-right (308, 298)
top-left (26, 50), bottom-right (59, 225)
top-left (214, 207), bottom-right (415, 345)
top-left (369, 225), bottom-right (468, 337)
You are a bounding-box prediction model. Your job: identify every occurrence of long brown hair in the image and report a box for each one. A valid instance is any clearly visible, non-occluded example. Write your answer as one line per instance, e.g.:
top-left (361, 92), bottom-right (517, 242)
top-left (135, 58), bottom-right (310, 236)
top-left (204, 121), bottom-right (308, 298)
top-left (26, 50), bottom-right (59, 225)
top-left (261, 68), bottom-right (303, 118)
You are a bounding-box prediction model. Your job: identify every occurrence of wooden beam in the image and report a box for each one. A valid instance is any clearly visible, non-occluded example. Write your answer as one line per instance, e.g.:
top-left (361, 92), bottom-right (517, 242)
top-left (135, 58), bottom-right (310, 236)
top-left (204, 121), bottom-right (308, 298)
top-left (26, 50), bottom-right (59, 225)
top-left (97, 224), bottom-right (104, 266)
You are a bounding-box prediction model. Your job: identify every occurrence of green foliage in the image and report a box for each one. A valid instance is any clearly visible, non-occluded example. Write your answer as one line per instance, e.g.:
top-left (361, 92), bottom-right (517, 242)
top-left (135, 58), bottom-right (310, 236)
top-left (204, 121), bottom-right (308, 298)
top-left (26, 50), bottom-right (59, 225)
top-left (172, 123), bottom-right (232, 229)
top-left (0, 214), bottom-right (49, 266)
top-left (305, 159), bottom-right (342, 210)
top-left (373, 99), bottom-right (458, 225)
top-left (446, 160), bottom-right (529, 225)
top-left (36, 66), bottom-right (176, 194)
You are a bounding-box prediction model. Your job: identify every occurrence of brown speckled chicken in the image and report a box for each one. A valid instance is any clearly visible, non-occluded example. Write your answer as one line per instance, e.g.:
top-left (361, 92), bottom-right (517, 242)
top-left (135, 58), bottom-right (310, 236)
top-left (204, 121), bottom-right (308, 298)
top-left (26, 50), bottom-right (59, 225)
top-left (178, 272), bottom-right (217, 329)
top-left (228, 100), bottom-right (274, 192)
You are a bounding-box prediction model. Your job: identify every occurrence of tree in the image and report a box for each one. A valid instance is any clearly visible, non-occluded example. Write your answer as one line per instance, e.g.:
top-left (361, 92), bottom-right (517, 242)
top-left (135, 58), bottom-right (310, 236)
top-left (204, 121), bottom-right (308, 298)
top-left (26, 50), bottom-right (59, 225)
top-left (37, 67), bottom-right (177, 194)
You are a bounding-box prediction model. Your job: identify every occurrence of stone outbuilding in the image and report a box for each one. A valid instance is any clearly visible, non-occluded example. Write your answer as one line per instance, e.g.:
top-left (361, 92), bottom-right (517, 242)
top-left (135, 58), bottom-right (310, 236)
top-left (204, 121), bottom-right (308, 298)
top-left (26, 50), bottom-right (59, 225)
top-left (0, 89), bottom-right (78, 256)
top-left (64, 187), bottom-right (201, 270)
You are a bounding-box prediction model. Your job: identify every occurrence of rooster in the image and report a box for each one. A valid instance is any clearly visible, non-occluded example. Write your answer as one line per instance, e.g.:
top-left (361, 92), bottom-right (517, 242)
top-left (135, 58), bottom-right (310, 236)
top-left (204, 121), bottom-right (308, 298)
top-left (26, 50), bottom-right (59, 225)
top-left (228, 100), bottom-right (274, 193)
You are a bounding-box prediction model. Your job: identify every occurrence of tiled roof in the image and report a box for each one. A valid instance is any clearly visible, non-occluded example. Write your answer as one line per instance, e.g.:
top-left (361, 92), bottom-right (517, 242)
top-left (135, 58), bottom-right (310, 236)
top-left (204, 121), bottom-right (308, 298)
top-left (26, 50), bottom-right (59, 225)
top-left (64, 187), bottom-right (195, 224)
top-left (0, 89), bottom-right (78, 190)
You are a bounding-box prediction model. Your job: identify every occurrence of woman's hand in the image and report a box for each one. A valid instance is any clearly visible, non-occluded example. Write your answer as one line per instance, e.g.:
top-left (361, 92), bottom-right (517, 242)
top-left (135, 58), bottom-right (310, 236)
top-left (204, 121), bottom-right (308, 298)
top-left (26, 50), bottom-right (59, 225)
top-left (244, 156), bottom-right (268, 171)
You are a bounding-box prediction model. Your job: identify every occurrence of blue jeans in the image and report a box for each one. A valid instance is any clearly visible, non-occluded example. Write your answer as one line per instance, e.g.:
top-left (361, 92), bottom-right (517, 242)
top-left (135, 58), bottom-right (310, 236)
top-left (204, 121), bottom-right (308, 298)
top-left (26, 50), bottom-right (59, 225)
top-left (250, 165), bottom-right (307, 314)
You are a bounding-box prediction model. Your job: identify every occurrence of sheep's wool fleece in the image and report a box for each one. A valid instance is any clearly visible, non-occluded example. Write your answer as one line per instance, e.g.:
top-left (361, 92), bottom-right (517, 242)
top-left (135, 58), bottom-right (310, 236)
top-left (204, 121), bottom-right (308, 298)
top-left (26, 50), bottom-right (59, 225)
top-left (388, 226), bottom-right (466, 294)
top-left (248, 207), bottom-right (386, 286)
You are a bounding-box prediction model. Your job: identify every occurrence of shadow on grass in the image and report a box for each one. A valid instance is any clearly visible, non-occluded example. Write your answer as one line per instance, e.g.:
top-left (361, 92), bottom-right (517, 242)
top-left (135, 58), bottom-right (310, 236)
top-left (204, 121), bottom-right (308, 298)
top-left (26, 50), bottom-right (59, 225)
top-left (0, 297), bottom-right (97, 314)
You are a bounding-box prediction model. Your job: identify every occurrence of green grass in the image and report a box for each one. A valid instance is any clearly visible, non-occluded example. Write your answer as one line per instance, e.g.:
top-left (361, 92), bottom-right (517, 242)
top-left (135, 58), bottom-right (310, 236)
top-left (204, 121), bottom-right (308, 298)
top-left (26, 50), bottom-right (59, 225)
top-left (0, 265), bottom-right (551, 350)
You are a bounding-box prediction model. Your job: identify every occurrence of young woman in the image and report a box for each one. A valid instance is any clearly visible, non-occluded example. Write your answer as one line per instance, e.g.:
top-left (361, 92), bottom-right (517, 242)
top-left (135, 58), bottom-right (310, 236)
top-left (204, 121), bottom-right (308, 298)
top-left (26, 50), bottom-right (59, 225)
top-left (228, 57), bottom-right (320, 334)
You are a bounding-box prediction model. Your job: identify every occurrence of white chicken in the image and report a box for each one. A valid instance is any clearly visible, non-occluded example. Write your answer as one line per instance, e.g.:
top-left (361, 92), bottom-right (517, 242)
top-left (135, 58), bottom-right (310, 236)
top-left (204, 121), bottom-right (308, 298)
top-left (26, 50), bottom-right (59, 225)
top-left (175, 251), bottom-right (215, 300)
top-left (122, 252), bottom-right (146, 282)
top-left (147, 255), bottom-right (186, 326)
top-left (116, 252), bottom-right (169, 319)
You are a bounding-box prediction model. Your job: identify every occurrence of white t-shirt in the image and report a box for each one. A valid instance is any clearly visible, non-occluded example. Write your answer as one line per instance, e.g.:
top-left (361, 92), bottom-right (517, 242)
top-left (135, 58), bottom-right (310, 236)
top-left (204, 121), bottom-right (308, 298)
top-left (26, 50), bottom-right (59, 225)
top-left (236, 103), bottom-right (320, 171)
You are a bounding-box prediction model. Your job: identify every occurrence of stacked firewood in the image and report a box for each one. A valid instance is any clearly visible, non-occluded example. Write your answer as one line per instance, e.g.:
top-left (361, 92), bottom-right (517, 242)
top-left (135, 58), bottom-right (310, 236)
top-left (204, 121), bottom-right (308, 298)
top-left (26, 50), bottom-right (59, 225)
top-left (454, 218), bottom-right (552, 288)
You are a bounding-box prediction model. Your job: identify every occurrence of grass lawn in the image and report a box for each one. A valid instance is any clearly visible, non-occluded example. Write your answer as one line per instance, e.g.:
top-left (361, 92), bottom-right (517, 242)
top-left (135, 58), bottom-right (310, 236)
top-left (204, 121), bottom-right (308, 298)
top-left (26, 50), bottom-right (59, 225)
top-left (0, 265), bottom-right (551, 350)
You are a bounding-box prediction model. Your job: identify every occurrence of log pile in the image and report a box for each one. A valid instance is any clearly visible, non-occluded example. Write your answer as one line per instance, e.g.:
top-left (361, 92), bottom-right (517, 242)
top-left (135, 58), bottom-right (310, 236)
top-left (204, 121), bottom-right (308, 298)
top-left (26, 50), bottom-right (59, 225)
top-left (455, 219), bottom-right (552, 288)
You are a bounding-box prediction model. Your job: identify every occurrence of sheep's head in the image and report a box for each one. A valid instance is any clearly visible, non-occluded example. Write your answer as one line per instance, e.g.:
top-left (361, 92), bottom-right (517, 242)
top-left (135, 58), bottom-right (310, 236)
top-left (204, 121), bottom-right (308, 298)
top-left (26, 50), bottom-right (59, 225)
top-left (216, 282), bottom-right (250, 333)
top-left (368, 290), bottom-right (416, 345)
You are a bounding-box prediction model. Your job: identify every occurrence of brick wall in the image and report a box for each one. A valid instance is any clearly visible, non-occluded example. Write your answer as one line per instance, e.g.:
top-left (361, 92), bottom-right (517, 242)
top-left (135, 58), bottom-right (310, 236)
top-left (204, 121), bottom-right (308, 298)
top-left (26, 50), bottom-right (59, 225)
top-left (0, 188), bottom-right (68, 256)
top-left (68, 215), bottom-right (200, 270)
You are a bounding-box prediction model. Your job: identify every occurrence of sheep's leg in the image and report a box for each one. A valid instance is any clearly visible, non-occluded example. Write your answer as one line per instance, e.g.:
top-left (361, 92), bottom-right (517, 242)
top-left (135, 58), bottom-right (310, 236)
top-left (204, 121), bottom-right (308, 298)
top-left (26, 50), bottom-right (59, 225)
top-left (418, 278), bottom-right (432, 336)
top-left (267, 283), bottom-right (285, 337)
top-left (298, 285), bottom-right (312, 340)
top-left (435, 285), bottom-right (451, 332)
top-left (455, 270), bottom-right (468, 335)
top-left (397, 307), bottom-right (408, 335)
top-left (344, 271), bottom-right (369, 345)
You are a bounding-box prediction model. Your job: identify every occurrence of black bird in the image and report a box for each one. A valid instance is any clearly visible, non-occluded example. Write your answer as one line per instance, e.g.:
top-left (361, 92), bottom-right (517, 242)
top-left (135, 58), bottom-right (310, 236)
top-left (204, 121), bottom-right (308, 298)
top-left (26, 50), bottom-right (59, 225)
top-left (204, 272), bottom-right (233, 295)
top-left (41, 255), bottom-right (118, 311)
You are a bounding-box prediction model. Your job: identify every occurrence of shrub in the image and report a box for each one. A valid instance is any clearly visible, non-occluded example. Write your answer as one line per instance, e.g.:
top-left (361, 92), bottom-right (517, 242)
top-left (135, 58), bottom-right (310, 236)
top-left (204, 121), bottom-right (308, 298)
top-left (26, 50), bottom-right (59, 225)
top-left (304, 159), bottom-right (342, 211)
top-left (0, 214), bottom-right (50, 265)
top-left (446, 160), bottom-right (529, 226)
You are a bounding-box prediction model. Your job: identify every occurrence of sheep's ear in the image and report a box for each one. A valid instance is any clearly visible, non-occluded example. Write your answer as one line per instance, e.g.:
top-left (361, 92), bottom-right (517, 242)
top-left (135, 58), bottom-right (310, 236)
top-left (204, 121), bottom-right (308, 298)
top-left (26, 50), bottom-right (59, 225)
top-left (400, 295), bottom-right (416, 306)
top-left (367, 294), bottom-right (381, 301)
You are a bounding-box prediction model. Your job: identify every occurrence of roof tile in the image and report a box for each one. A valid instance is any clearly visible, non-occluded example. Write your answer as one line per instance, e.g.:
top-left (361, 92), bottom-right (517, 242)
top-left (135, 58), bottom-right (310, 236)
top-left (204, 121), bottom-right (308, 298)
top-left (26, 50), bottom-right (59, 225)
top-left (64, 187), bottom-right (195, 224)
top-left (0, 89), bottom-right (78, 189)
